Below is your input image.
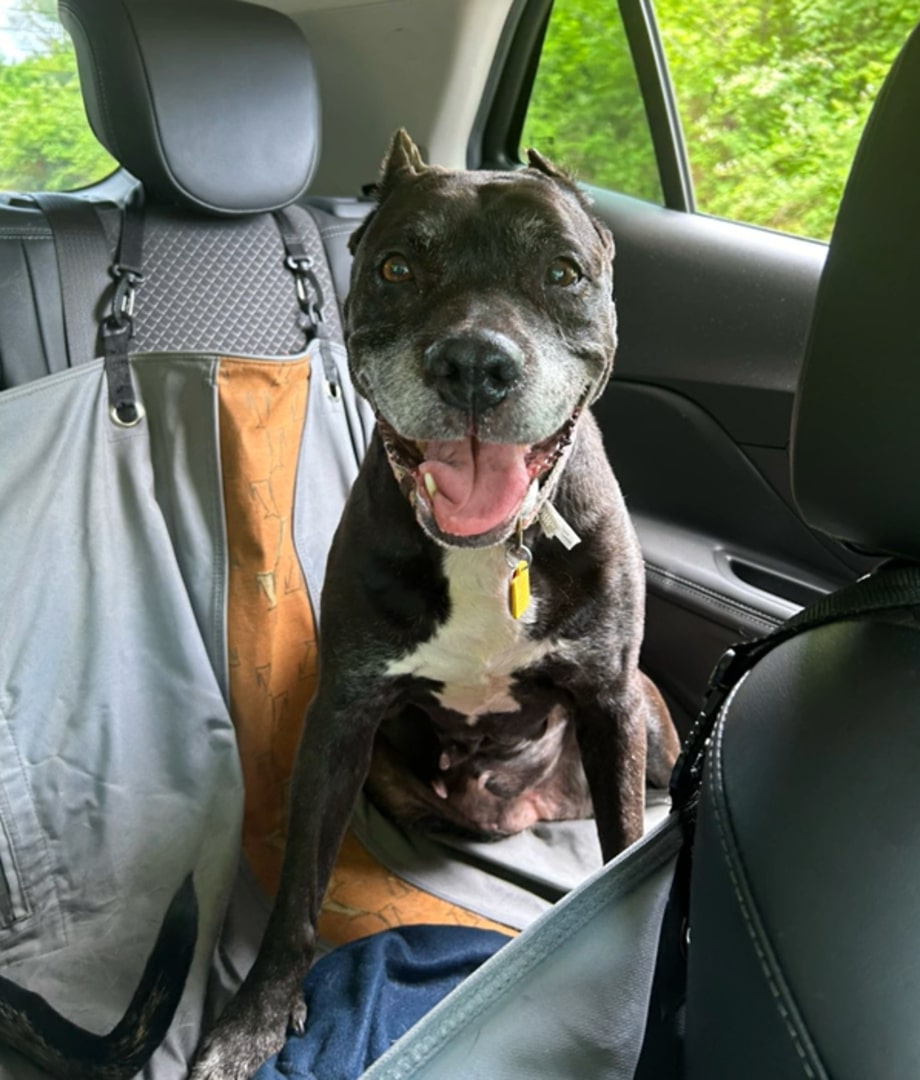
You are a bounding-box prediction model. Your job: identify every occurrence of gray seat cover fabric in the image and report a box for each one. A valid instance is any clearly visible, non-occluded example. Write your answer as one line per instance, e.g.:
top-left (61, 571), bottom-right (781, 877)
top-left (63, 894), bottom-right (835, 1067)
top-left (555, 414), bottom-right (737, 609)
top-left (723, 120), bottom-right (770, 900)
top-left (0, 359), bottom-right (239, 1079)
top-left (351, 790), bottom-right (671, 931)
top-left (361, 817), bottom-right (681, 1080)
top-left (0, 329), bottom-right (371, 1077)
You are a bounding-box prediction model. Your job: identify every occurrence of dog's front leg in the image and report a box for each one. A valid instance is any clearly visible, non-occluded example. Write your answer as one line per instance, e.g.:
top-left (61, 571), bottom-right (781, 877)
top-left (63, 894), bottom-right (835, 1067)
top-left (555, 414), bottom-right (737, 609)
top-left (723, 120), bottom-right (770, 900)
top-left (575, 672), bottom-right (648, 863)
top-left (189, 678), bottom-right (392, 1080)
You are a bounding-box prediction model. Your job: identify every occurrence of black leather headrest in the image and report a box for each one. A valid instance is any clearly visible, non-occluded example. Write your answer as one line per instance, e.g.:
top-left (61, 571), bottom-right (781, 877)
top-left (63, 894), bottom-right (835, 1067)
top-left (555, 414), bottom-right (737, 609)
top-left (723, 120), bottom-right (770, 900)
top-left (792, 25), bottom-right (920, 562)
top-left (60, 0), bottom-right (320, 215)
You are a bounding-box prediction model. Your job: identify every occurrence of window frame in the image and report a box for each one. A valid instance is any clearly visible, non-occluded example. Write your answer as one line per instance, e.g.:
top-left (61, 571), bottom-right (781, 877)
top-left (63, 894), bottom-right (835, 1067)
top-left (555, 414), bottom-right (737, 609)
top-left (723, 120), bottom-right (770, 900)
top-left (473, 0), bottom-right (694, 212)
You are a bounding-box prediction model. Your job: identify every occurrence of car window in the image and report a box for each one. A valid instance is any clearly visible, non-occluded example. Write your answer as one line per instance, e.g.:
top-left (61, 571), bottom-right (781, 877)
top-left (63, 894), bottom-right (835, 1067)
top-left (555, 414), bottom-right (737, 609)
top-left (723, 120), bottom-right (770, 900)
top-left (521, 0), bottom-right (915, 241)
top-left (0, 0), bottom-right (116, 191)
top-left (520, 0), bottom-right (663, 204)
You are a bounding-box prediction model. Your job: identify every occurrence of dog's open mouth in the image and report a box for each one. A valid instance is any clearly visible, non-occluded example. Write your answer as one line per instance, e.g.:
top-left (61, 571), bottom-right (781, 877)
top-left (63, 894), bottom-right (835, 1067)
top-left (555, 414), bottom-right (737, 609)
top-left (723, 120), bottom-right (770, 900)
top-left (379, 414), bottom-right (579, 547)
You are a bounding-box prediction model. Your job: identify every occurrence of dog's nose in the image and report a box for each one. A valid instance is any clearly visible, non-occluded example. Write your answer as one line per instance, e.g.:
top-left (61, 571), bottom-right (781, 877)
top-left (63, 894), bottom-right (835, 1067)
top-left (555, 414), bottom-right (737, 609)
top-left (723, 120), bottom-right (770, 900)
top-left (423, 332), bottom-right (523, 413)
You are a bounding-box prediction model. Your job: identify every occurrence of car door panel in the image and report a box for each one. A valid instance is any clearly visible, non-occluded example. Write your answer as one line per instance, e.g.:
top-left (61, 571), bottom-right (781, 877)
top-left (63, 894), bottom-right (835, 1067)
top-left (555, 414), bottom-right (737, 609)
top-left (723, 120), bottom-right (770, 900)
top-left (582, 192), bottom-right (873, 728)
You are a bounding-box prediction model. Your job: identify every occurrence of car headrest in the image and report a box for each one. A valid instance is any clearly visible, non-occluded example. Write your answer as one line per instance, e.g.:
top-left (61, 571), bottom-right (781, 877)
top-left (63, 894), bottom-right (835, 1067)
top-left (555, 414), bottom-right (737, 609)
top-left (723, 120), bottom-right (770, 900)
top-left (792, 25), bottom-right (920, 562)
top-left (60, 0), bottom-right (320, 215)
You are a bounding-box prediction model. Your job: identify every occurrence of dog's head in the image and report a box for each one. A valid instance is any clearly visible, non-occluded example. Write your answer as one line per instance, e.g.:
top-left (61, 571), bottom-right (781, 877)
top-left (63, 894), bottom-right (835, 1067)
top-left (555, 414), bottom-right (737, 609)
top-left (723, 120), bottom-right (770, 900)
top-left (345, 129), bottom-right (617, 549)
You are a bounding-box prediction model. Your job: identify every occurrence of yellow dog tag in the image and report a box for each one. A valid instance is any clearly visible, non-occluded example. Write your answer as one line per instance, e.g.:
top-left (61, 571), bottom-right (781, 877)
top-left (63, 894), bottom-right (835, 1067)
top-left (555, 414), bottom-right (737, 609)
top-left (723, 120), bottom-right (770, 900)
top-left (508, 559), bottom-right (531, 619)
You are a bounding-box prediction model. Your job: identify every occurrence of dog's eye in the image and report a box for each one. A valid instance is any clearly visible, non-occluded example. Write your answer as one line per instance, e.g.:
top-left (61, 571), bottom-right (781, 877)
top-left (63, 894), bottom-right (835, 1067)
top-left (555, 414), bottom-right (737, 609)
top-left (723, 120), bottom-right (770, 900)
top-left (380, 255), bottom-right (414, 284)
top-left (545, 258), bottom-right (581, 287)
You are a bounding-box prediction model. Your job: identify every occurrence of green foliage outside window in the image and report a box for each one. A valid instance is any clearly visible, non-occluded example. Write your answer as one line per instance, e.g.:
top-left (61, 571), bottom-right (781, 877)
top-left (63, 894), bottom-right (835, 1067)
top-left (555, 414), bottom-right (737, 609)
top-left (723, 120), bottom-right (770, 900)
top-left (0, 0), bottom-right (116, 191)
top-left (523, 0), bottom-right (916, 241)
top-left (522, 4), bottom-right (664, 205)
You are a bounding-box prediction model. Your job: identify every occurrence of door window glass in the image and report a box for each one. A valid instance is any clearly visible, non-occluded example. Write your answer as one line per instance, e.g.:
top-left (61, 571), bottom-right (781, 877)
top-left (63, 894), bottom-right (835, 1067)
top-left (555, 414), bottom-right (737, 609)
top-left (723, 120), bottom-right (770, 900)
top-left (521, 0), bottom-right (663, 204)
top-left (521, 0), bottom-right (915, 240)
top-left (656, 0), bottom-right (915, 239)
top-left (0, 0), bottom-right (116, 191)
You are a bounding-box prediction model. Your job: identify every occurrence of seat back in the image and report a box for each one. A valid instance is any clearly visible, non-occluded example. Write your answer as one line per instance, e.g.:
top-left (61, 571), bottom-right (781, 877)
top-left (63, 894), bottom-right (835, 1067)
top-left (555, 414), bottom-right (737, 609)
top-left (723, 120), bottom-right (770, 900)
top-left (685, 22), bottom-right (920, 1079)
top-left (0, 3), bottom-right (371, 1075)
top-left (1, 0), bottom-right (375, 894)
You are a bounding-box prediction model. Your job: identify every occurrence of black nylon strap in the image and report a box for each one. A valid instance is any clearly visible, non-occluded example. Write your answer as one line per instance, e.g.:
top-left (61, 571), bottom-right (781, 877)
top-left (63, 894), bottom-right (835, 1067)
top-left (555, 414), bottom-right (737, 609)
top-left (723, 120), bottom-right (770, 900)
top-left (31, 192), bottom-right (113, 368)
top-left (273, 206), bottom-right (332, 352)
top-left (113, 186), bottom-right (145, 282)
top-left (670, 560), bottom-right (920, 820)
top-left (102, 188), bottom-right (146, 427)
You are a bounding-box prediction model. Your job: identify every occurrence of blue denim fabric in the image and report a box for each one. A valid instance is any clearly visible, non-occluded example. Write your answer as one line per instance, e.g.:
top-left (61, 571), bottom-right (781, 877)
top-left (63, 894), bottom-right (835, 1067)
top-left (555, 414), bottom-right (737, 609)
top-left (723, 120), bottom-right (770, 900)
top-left (253, 924), bottom-right (509, 1080)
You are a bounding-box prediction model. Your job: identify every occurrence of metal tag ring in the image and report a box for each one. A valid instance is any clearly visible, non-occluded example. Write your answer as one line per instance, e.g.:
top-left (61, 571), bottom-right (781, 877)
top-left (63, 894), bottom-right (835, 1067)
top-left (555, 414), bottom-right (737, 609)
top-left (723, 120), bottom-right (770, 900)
top-left (505, 543), bottom-right (532, 570)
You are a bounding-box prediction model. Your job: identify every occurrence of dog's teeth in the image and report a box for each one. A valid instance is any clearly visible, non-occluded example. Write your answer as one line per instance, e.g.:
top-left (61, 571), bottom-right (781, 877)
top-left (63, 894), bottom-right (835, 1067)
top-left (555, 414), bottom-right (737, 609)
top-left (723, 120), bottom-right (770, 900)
top-left (439, 751), bottom-right (451, 771)
top-left (432, 778), bottom-right (448, 799)
top-left (423, 471), bottom-right (438, 499)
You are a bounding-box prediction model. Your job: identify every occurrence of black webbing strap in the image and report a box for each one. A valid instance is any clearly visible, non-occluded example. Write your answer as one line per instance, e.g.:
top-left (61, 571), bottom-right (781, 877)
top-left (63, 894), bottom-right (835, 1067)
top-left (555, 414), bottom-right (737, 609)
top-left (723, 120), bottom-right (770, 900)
top-left (635, 559), bottom-right (920, 1075)
top-left (273, 207), bottom-right (330, 339)
top-left (272, 206), bottom-right (348, 404)
top-left (670, 560), bottom-right (920, 824)
top-left (101, 188), bottom-right (146, 427)
top-left (31, 192), bottom-right (113, 368)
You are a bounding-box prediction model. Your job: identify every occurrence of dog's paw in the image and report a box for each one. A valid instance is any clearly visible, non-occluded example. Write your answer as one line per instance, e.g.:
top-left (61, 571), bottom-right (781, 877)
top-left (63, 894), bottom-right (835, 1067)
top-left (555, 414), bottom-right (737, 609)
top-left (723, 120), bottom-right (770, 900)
top-left (188, 988), bottom-right (307, 1080)
top-left (289, 994), bottom-right (307, 1036)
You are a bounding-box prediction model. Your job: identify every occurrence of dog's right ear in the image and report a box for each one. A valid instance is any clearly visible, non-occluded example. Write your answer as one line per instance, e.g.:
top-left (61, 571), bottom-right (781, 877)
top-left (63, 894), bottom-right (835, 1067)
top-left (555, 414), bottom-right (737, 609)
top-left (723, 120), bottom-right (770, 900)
top-left (349, 130), bottom-right (429, 254)
top-left (381, 128), bottom-right (428, 185)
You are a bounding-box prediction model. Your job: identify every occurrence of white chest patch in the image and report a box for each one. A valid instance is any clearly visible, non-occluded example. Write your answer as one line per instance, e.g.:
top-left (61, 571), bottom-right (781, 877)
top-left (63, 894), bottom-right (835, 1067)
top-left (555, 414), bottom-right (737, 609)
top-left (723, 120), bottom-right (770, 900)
top-left (387, 546), bottom-right (562, 720)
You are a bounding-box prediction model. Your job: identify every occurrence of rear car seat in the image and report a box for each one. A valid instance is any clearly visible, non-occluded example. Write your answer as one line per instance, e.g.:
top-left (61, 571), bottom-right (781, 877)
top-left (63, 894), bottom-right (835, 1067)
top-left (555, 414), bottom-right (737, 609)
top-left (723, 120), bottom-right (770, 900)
top-left (1, 0), bottom-right (674, 950)
top-left (0, 0), bottom-right (371, 902)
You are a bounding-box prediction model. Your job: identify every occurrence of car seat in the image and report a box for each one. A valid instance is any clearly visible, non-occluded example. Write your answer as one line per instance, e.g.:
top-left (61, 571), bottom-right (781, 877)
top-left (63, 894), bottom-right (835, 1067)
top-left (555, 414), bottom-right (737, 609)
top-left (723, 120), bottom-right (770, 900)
top-left (0, 1), bottom-right (373, 1076)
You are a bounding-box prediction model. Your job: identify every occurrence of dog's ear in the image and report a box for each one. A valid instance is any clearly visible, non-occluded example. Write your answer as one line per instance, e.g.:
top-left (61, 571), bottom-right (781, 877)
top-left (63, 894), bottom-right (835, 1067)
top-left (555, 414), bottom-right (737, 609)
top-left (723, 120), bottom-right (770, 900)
top-left (383, 128), bottom-right (428, 179)
top-left (592, 216), bottom-right (616, 262)
top-left (349, 130), bottom-right (428, 254)
top-left (527, 147), bottom-right (615, 263)
top-left (376, 128), bottom-right (428, 200)
top-left (525, 147), bottom-right (580, 192)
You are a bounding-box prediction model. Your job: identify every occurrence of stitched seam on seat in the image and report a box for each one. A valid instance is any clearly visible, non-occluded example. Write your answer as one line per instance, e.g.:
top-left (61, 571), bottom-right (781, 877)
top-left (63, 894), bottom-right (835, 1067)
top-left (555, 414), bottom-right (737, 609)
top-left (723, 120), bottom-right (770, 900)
top-left (708, 701), bottom-right (826, 1079)
top-left (320, 224), bottom-right (359, 236)
top-left (646, 563), bottom-right (782, 631)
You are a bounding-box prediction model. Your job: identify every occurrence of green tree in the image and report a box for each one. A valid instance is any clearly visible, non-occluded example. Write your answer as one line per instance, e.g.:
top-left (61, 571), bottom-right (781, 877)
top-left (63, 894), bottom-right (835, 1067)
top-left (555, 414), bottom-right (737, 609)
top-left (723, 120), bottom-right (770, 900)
top-left (522, 4), bottom-right (663, 202)
top-left (521, 0), bottom-right (916, 240)
top-left (0, 0), bottom-right (115, 191)
top-left (657, 0), bottom-right (916, 237)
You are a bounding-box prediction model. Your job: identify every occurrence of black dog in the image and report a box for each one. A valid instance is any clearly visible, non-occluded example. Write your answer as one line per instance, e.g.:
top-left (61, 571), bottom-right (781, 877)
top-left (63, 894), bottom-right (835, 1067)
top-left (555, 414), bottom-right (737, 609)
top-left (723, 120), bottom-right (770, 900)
top-left (189, 130), bottom-right (679, 1079)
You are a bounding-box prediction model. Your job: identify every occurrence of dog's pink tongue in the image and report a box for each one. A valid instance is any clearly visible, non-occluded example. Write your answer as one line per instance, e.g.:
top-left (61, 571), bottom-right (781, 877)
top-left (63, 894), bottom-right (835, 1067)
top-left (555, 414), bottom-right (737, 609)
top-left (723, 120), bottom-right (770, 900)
top-left (419, 439), bottom-right (530, 537)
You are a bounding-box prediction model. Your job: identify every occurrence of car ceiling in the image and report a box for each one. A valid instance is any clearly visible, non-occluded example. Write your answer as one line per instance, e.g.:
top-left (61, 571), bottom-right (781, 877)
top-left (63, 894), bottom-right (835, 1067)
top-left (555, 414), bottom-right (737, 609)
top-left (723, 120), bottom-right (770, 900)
top-left (238, 0), bottom-right (519, 194)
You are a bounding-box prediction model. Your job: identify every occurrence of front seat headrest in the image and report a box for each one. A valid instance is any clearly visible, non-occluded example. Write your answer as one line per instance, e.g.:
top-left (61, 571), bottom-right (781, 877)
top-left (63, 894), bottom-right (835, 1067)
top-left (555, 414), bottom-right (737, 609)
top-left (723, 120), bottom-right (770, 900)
top-left (792, 25), bottom-right (920, 563)
top-left (60, 0), bottom-right (320, 215)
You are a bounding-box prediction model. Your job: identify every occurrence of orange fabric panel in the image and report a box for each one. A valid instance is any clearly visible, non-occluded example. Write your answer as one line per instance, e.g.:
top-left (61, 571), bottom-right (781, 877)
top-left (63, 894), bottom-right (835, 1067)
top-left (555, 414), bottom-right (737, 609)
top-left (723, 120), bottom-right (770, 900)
top-left (218, 356), bottom-right (315, 896)
top-left (318, 830), bottom-right (517, 946)
top-left (218, 356), bottom-right (510, 938)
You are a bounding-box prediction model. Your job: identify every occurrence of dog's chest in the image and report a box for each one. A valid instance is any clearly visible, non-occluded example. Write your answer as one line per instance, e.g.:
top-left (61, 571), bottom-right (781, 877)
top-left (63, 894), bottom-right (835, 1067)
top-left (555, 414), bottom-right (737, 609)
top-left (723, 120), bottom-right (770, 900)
top-left (386, 546), bottom-right (558, 719)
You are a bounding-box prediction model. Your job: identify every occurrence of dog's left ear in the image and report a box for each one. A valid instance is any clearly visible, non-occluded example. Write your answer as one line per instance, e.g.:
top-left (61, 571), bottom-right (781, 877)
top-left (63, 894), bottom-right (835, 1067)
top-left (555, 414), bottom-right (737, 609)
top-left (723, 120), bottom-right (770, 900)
top-left (527, 148), bottom-right (615, 262)
top-left (525, 147), bottom-right (576, 189)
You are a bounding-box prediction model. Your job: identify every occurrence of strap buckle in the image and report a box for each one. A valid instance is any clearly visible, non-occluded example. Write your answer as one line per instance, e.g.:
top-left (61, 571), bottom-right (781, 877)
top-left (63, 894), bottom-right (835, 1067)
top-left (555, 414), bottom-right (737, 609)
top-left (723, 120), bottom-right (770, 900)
top-left (285, 253), bottom-right (326, 329)
top-left (105, 263), bottom-right (145, 334)
top-left (669, 641), bottom-right (759, 815)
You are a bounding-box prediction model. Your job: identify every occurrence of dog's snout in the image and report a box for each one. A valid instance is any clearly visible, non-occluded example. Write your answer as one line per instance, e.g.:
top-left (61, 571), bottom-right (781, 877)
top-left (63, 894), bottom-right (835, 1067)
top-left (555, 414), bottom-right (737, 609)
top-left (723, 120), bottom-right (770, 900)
top-left (423, 333), bottom-right (523, 413)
